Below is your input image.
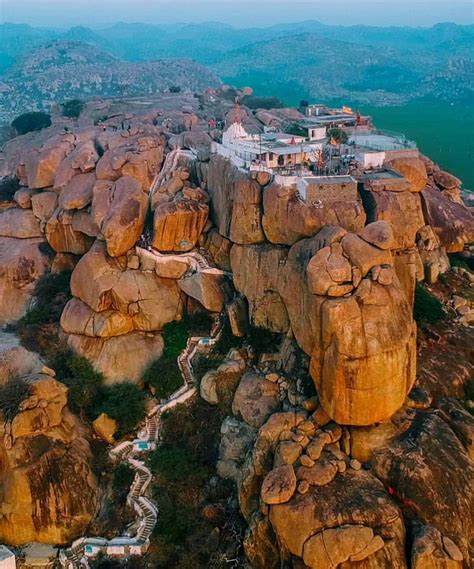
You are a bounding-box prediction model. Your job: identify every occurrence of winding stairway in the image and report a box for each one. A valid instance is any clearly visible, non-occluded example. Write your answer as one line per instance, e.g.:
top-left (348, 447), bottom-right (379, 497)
top-left (59, 253), bottom-right (224, 568)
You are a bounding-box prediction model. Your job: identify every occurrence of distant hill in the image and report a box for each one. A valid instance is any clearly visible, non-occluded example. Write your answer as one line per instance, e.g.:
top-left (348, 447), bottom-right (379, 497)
top-left (0, 40), bottom-right (221, 122)
top-left (0, 20), bottom-right (472, 120)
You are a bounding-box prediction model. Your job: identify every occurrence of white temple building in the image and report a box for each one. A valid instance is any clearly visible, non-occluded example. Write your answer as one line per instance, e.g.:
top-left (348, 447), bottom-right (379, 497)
top-left (220, 122), bottom-right (324, 171)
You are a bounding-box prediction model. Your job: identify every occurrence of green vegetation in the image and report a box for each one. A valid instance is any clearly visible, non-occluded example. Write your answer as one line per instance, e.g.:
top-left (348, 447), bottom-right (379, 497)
top-left (112, 462), bottom-right (135, 494)
top-left (50, 351), bottom-right (146, 437)
top-left (241, 94), bottom-right (284, 109)
top-left (327, 127), bottom-right (348, 144)
top-left (169, 85), bottom-right (181, 93)
top-left (150, 400), bottom-right (219, 546)
top-left (96, 382), bottom-right (147, 438)
top-left (0, 377), bottom-right (30, 421)
top-left (62, 99), bottom-right (86, 119)
top-left (360, 100), bottom-right (474, 191)
top-left (413, 283), bottom-right (446, 326)
top-left (0, 177), bottom-right (20, 203)
top-left (11, 111), bottom-right (51, 135)
top-left (16, 271), bottom-right (71, 329)
top-left (142, 321), bottom-right (189, 399)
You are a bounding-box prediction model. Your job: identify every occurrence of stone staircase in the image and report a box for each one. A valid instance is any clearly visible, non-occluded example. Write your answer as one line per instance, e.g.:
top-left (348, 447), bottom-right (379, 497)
top-left (58, 308), bottom-right (223, 568)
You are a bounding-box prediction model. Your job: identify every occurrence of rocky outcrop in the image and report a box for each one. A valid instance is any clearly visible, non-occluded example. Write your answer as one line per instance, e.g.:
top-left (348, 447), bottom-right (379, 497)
top-left (421, 186), bottom-right (474, 252)
top-left (100, 176), bottom-right (148, 257)
top-left (152, 200), bottom-right (209, 252)
top-left (262, 183), bottom-right (366, 246)
top-left (279, 223), bottom-right (416, 425)
top-left (207, 155), bottom-right (265, 244)
top-left (95, 135), bottom-right (164, 191)
top-left (230, 244), bottom-right (289, 333)
top-left (61, 241), bottom-right (183, 381)
top-left (0, 237), bottom-right (51, 324)
top-left (0, 346), bottom-right (99, 546)
top-left (385, 157), bottom-right (428, 193)
top-left (372, 411), bottom-right (473, 561)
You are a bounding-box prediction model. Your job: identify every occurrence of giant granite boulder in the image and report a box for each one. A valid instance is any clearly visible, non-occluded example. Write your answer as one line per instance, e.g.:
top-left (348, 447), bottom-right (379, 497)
top-left (0, 355), bottom-right (99, 546)
top-left (279, 223), bottom-right (416, 426)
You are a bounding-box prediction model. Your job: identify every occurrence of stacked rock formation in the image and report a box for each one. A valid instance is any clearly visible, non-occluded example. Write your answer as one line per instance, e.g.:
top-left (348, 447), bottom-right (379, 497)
top-left (0, 337), bottom-right (99, 545)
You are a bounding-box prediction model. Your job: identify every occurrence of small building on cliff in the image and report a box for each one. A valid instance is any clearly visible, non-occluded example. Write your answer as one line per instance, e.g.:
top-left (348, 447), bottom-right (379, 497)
top-left (220, 122), bottom-right (323, 171)
top-left (297, 175), bottom-right (358, 205)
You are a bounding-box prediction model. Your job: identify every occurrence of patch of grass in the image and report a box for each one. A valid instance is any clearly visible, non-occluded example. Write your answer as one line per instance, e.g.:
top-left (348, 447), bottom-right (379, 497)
top-left (0, 377), bottom-right (30, 421)
top-left (413, 283), bottom-right (445, 326)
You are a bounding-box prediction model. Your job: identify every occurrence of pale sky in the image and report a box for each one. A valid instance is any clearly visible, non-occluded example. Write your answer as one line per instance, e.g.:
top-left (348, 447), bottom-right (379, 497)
top-left (1, 0), bottom-right (473, 28)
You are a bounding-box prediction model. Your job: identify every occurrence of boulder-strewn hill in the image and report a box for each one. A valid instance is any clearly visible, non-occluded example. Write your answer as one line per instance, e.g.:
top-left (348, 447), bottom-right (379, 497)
top-left (0, 21), bottom-right (473, 110)
top-left (0, 40), bottom-right (222, 122)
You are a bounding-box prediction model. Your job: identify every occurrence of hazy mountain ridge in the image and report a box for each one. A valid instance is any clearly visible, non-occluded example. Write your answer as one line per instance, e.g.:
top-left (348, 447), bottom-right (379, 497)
top-left (0, 20), bottom-right (472, 121)
top-left (0, 40), bottom-right (221, 122)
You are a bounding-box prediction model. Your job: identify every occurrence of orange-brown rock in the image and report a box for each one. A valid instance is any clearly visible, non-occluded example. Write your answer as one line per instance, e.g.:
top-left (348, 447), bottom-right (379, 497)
top-left (262, 183), bottom-right (366, 246)
top-left (60, 298), bottom-right (134, 338)
top-left (230, 244), bottom-right (289, 333)
top-left (360, 188), bottom-right (425, 250)
top-left (178, 269), bottom-right (229, 313)
top-left (31, 191), bottom-right (58, 223)
top-left (269, 470), bottom-right (406, 568)
top-left (70, 240), bottom-right (123, 312)
top-left (421, 187), bottom-right (474, 252)
top-left (101, 176), bottom-right (148, 257)
top-left (0, 370), bottom-right (99, 546)
top-left (433, 170), bottom-right (461, 190)
top-left (92, 412), bottom-right (118, 444)
top-left (45, 209), bottom-right (94, 254)
top-left (152, 200), bottom-right (209, 252)
top-left (0, 208), bottom-right (42, 239)
top-left (21, 139), bottom-right (72, 189)
top-left (58, 172), bottom-right (96, 210)
top-left (279, 228), bottom-right (416, 426)
top-left (66, 331), bottom-right (164, 383)
top-left (385, 157), bottom-right (428, 192)
top-left (54, 140), bottom-right (100, 190)
top-left (207, 155), bottom-right (265, 245)
top-left (95, 136), bottom-right (163, 190)
top-left (0, 237), bottom-right (51, 324)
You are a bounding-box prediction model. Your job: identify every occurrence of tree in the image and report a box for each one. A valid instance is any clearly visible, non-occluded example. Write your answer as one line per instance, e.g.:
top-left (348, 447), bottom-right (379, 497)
top-left (169, 85), bottom-right (181, 93)
top-left (240, 95), bottom-right (284, 110)
top-left (327, 127), bottom-right (348, 144)
top-left (62, 99), bottom-right (86, 119)
top-left (11, 111), bottom-right (51, 135)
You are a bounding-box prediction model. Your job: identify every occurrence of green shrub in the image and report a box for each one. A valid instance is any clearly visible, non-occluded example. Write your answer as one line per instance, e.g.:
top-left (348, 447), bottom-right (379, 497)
top-left (142, 357), bottom-right (183, 399)
top-left (413, 283), bottom-right (445, 326)
top-left (112, 462), bottom-right (135, 493)
top-left (327, 127), bottom-right (348, 144)
top-left (142, 321), bottom-right (189, 398)
top-left (213, 319), bottom-right (241, 356)
top-left (62, 99), bottom-right (86, 119)
top-left (151, 446), bottom-right (209, 484)
top-left (0, 377), bottom-right (30, 421)
top-left (11, 111), bottom-right (51, 135)
top-left (0, 177), bottom-right (20, 202)
top-left (153, 496), bottom-right (195, 544)
top-left (241, 95), bottom-right (284, 109)
top-left (96, 382), bottom-right (147, 437)
top-left (51, 351), bottom-right (104, 417)
top-left (162, 321), bottom-right (189, 359)
top-left (169, 85), bottom-right (181, 93)
top-left (246, 325), bottom-right (280, 358)
top-left (16, 271), bottom-right (72, 329)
